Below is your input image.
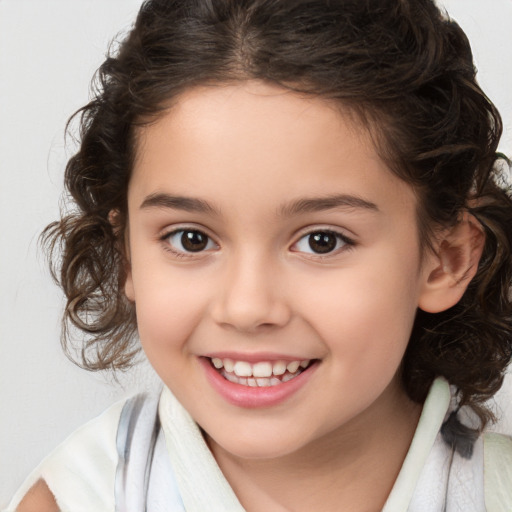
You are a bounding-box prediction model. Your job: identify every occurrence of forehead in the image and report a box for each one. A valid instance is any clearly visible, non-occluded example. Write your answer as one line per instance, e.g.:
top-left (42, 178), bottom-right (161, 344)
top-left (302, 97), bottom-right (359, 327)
top-left (130, 81), bottom-right (417, 221)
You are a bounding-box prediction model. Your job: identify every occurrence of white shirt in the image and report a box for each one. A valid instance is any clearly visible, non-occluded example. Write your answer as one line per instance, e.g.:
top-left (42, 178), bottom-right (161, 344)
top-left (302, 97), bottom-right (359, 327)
top-left (6, 377), bottom-right (491, 511)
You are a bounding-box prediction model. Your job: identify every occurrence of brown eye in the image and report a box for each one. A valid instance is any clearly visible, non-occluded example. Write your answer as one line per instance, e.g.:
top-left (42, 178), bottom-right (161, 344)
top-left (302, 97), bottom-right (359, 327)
top-left (165, 229), bottom-right (216, 254)
top-left (308, 232), bottom-right (337, 253)
top-left (292, 230), bottom-right (353, 256)
top-left (181, 230), bottom-right (208, 252)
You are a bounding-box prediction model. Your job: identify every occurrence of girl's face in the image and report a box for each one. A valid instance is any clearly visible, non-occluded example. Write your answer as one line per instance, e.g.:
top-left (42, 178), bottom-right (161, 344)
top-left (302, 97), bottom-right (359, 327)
top-left (125, 81), bottom-right (433, 459)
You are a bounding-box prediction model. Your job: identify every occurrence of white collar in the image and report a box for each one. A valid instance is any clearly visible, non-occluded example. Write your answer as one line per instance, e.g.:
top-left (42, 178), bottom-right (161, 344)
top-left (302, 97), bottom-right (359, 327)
top-left (159, 377), bottom-right (451, 511)
top-left (382, 377), bottom-right (451, 511)
top-left (159, 388), bottom-right (245, 510)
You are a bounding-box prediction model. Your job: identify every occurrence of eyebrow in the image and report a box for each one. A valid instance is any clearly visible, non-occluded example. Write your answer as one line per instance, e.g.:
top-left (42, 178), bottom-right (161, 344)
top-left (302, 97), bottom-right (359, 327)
top-left (279, 194), bottom-right (379, 216)
top-left (140, 193), bottom-right (219, 215)
top-left (139, 192), bottom-right (379, 217)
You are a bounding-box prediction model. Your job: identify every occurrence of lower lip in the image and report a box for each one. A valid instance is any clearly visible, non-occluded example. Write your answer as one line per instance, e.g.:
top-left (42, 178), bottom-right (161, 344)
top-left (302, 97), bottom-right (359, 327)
top-left (199, 357), bottom-right (318, 408)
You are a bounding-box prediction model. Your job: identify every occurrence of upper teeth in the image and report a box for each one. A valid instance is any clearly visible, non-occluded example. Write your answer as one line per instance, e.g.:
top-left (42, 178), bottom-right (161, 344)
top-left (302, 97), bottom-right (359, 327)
top-left (211, 358), bottom-right (310, 378)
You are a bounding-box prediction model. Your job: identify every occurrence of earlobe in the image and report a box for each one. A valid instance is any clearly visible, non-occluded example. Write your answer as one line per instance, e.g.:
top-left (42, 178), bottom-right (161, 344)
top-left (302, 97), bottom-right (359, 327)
top-left (418, 213), bottom-right (485, 313)
top-left (123, 238), bottom-right (135, 302)
top-left (125, 268), bottom-right (135, 302)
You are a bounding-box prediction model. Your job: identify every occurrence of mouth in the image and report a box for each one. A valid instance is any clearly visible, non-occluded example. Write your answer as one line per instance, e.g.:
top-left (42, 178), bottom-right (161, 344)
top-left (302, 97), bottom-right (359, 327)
top-left (207, 356), bottom-right (315, 387)
top-left (200, 355), bottom-right (319, 408)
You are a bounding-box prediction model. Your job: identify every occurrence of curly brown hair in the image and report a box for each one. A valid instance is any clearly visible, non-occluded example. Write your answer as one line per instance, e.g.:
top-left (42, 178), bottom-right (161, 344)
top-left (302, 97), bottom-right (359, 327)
top-left (44, 0), bottom-right (512, 427)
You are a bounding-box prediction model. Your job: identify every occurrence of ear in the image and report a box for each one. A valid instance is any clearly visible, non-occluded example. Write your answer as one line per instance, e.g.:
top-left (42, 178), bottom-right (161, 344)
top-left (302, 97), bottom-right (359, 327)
top-left (122, 232), bottom-right (135, 302)
top-left (124, 254), bottom-right (135, 302)
top-left (109, 209), bottom-right (135, 302)
top-left (418, 212), bottom-right (485, 313)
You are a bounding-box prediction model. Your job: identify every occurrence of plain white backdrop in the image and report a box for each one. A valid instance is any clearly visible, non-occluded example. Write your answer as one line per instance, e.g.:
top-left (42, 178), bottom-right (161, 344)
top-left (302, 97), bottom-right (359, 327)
top-left (1, 0), bottom-right (511, 505)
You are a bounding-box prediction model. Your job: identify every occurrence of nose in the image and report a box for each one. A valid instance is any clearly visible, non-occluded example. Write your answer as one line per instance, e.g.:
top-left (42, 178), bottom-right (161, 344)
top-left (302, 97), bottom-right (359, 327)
top-left (210, 251), bottom-right (292, 333)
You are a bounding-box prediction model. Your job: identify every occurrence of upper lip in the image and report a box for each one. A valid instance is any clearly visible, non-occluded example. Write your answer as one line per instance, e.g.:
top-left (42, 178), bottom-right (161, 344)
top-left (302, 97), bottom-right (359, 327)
top-left (201, 352), bottom-right (314, 363)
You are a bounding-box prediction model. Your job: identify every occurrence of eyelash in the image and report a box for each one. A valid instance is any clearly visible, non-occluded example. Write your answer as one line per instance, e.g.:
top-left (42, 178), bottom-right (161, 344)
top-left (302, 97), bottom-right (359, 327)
top-left (160, 227), bottom-right (218, 259)
top-left (291, 229), bottom-right (355, 258)
top-left (159, 227), bottom-right (356, 259)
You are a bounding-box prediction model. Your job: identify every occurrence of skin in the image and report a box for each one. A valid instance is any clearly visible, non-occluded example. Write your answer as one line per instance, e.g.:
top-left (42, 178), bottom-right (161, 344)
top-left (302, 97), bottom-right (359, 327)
top-left (16, 480), bottom-right (58, 512)
top-left (20, 81), bottom-right (483, 510)
top-left (124, 81), bottom-right (472, 511)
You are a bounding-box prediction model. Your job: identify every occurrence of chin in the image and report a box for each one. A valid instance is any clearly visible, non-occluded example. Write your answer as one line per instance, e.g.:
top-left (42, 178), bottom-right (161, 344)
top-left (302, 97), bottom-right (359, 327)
top-left (206, 427), bottom-right (309, 461)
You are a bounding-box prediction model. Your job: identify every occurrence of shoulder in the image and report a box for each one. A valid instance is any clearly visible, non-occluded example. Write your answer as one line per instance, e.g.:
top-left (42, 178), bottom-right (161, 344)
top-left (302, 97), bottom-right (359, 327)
top-left (6, 397), bottom-right (128, 512)
top-left (12, 480), bottom-right (58, 512)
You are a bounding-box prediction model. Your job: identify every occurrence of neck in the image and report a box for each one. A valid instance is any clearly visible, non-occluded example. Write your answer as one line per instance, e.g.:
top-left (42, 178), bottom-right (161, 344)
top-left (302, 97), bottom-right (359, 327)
top-left (207, 381), bottom-right (422, 512)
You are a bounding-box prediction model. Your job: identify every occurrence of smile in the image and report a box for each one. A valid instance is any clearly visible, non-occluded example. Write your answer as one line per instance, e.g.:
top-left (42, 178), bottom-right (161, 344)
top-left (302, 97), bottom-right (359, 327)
top-left (201, 356), bottom-right (318, 408)
top-left (210, 357), bottom-right (311, 387)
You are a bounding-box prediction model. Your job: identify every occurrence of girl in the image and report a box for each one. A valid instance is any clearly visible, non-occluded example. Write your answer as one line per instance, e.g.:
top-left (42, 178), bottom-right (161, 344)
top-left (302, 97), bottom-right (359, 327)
top-left (7, 0), bottom-right (512, 510)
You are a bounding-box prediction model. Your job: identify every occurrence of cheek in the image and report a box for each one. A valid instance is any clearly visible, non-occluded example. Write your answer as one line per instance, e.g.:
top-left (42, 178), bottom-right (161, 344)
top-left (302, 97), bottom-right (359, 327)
top-left (295, 253), bottom-right (420, 370)
top-left (130, 261), bottom-right (211, 356)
